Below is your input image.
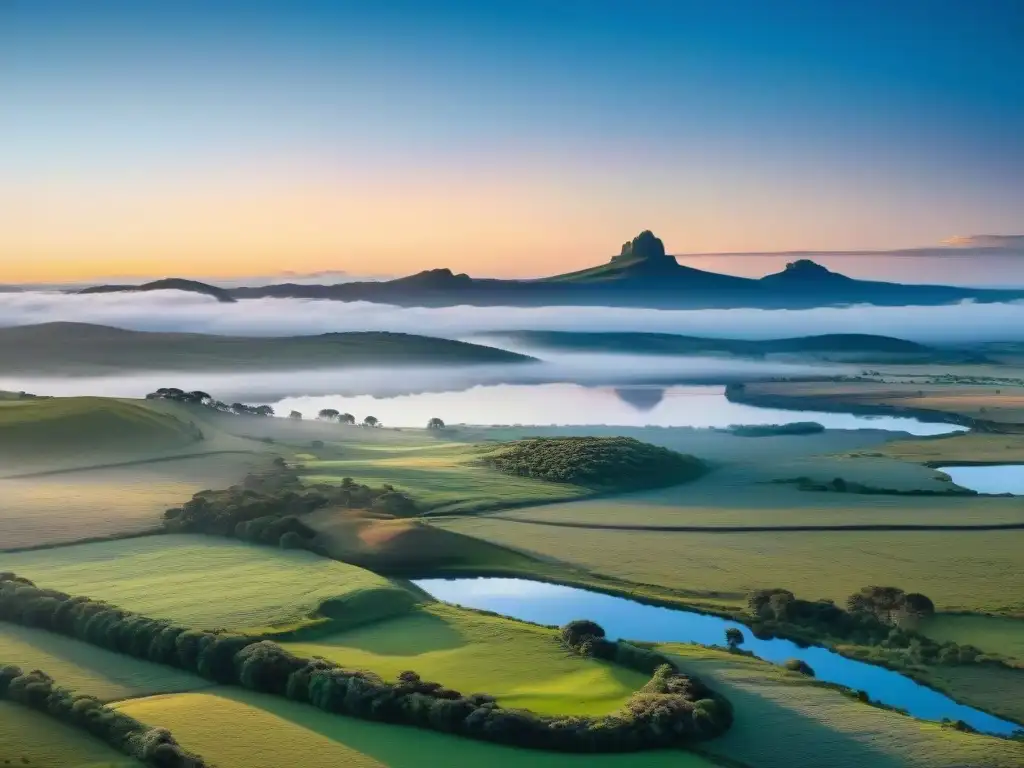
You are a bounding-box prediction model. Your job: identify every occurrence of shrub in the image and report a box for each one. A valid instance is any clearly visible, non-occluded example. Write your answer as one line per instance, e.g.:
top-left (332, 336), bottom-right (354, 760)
top-left (783, 659), bottom-right (815, 676)
top-left (481, 437), bottom-right (705, 490)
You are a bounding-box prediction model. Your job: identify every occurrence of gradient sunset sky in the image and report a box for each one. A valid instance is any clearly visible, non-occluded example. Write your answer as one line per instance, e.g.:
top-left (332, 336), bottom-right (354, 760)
top-left (2, 1), bottom-right (1022, 282)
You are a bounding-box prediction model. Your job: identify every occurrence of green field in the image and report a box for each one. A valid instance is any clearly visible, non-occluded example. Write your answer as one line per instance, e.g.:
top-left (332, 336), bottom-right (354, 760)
top-left (299, 441), bottom-right (589, 514)
top-left (0, 624), bottom-right (206, 702)
top-left (284, 602), bottom-right (648, 715)
top-left (0, 397), bottom-right (203, 467)
top-left (115, 689), bottom-right (720, 768)
top-left (435, 518), bottom-right (1024, 616)
top-left (0, 702), bottom-right (139, 768)
top-left (921, 614), bottom-right (1024, 661)
top-left (0, 534), bottom-right (418, 632)
top-left (660, 644), bottom-right (1024, 768)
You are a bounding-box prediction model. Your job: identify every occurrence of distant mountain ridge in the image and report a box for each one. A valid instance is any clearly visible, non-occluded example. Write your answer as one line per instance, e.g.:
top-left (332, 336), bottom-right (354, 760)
top-left (74, 231), bottom-right (1024, 309)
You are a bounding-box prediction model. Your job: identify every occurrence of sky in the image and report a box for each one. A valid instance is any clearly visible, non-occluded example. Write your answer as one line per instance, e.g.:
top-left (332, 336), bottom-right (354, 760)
top-left (2, 0), bottom-right (1023, 283)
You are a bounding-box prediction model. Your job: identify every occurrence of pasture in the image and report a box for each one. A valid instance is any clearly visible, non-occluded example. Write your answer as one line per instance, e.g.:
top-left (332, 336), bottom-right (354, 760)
top-left (0, 624), bottom-right (205, 702)
top-left (283, 602), bottom-right (649, 716)
top-left (0, 534), bottom-right (417, 632)
top-left (921, 614), bottom-right (1024, 661)
top-left (299, 441), bottom-right (588, 515)
top-left (660, 643), bottom-right (1024, 768)
top-left (434, 518), bottom-right (1024, 617)
top-left (115, 688), bottom-right (719, 768)
top-left (0, 702), bottom-right (139, 768)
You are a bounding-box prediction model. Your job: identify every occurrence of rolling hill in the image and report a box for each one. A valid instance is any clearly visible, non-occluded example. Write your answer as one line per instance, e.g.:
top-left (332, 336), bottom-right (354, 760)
top-left (0, 323), bottom-right (534, 374)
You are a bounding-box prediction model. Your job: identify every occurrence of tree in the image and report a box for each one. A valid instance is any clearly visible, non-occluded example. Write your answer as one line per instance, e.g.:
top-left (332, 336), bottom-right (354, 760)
top-left (339, 413), bottom-right (356, 425)
top-left (363, 415), bottom-right (379, 427)
top-left (254, 405), bottom-right (275, 417)
top-left (427, 417), bottom-right (445, 430)
top-left (289, 411), bottom-right (303, 420)
top-left (317, 409), bottom-right (340, 421)
top-left (724, 628), bottom-right (744, 649)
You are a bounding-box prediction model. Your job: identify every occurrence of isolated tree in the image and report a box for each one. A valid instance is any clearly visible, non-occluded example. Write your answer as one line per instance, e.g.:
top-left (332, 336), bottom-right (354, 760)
top-left (363, 415), bottom-right (379, 427)
top-left (254, 405), bottom-right (275, 417)
top-left (339, 412), bottom-right (356, 425)
top-left (289, 410), bottom-right (303, 420)
top-left (317, 408), bottom-right (340, 421)
top-left (724, 628), bottom-right (744, 649)
top-left (427, 417), bottom-right (445, 430)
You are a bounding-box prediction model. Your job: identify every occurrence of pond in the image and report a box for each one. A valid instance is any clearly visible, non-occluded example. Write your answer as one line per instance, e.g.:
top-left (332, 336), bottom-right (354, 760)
top-left (276, 383), bottom-right (964, 435)
top-left (414, 577), bottom-right (1021, 737)
top-left (939, 465), bottom-right (1024, 495)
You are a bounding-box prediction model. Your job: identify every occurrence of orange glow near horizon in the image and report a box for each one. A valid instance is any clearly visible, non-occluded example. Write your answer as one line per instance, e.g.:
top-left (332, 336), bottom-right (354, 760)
top-left (0, 164), bottom-right (994, 284)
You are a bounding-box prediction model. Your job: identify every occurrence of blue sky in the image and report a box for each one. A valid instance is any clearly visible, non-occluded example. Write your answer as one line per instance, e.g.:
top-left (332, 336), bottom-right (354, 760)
top-left (2, 0), bottom-right (1022, 280)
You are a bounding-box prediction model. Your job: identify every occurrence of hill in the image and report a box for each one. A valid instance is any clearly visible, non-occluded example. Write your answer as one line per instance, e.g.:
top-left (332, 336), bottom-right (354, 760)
top-left (0, 323), bottom-right (534, 374)
top-left (76, 231), bottom-right (1024, 310)
top-left (78, 277), bottom-right (236, 303)
top-left (0, 396), bottom-right (203, 464)
top-left (481, 331), bottom-right (979, 363)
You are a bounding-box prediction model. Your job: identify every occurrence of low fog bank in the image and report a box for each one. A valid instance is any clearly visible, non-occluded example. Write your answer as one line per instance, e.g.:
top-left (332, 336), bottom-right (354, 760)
top-left (0, 353), bottom-right (829, 402)
top-left (4, 291), bottom-right (1024, 344)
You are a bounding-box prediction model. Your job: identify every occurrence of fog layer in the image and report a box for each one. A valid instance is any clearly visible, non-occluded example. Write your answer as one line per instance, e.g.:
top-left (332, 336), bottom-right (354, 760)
top-left (2, 291), bottom-right (1024, 344)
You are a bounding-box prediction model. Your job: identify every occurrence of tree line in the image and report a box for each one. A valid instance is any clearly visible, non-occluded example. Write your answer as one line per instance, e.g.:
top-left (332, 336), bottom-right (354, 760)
top-left (0, 573), bottom-right (732, 754)
top-left (146, 388), bottom-right (275, 416)
top-left (746, 586), bottom-right (1005, 669)
top-left (0, 664), bottom-right (206, 768)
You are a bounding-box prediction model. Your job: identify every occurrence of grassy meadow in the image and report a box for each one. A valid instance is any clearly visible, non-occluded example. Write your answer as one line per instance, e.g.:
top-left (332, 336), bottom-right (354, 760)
top-left (434, 518), bottom-right (1024, 616)
top-left (660, 643), bottom-right (1024, 768)
top-left (299, 441), bottom-right (589, 515)
top-left (0, 702), bottom-right (139, 768)
top-left (0, 623), bottom-right (206, 702)
top-left (0, 534), bottom-right (418, 632)
top-left (115, 688), bottom-right (720, 768)
top-left (283, 602), bottom-right (648, 716)
top-left (921, 614), bottom-right (1024, 661)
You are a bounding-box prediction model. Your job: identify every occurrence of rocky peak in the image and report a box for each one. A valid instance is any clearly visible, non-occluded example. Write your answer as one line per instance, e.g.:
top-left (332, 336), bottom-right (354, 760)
top-left (611, 231), bottom-right (675, 266)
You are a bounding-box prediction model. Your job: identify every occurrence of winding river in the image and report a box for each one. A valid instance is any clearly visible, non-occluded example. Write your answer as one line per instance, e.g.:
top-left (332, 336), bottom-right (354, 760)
top-left (414, 577), bottom-right (1021, 738)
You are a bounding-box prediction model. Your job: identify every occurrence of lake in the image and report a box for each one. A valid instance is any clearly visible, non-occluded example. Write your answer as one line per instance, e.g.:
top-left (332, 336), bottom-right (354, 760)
top-left (414, 577), bottom-right (1021, 737)
top-left (940, 465), bottom-right (1024, 495)
top-left (276, 383), bottom-right (964, 434)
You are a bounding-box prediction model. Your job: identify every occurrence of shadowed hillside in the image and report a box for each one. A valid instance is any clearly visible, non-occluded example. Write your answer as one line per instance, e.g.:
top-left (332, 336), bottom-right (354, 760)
top-left (0, 323), bottom-right (534, 374)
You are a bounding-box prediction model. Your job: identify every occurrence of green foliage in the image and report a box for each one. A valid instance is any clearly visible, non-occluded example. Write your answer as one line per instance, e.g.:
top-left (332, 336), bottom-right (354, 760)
top-left (163, 468), bottom-right (419, 547)
top-left (0, 573), bottom-right (732, 754)
top-left (0, 666), bottom-right (206, 767)
top-left (481, 437), bottom-right (705, 490)
top-left (725, 422), bottom-right (825, 437)
top-left (783, 659), bottom-right (816, 676)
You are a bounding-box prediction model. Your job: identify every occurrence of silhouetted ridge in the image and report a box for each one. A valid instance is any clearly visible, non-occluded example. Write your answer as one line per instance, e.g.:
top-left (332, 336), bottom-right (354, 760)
top-left (761, 259), bottom-right (851, 284)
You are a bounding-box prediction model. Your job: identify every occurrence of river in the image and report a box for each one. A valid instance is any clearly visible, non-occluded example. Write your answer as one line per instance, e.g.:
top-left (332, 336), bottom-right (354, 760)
top-left (414, 577), bottom-right (1021, 738)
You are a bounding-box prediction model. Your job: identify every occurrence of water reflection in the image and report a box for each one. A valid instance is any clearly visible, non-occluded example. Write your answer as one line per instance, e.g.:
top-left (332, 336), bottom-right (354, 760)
top-left (276, 383), bottom-right (964, 435)
top-left (415, 577), bottom-right (1021, 737)
top-left (940, 465), bottom-right (1024, 495)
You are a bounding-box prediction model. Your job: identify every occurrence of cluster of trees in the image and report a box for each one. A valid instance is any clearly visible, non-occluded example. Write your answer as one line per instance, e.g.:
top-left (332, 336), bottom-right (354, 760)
top-left (747, 587), bottom-right (992, 668)
top-left (0, 665), bottom-right (205, 767)
top-left (481, 437), bottom-right (706, 490)
top-left (724, 422), bottom-right (825, 437)
top-left (163, 466), bottom-right (418, 549)
top-left (315, 409), bottom-right (383, 427)
top-left (146, 388), bottom-right (275, 417)
top-left (846, 586), bottom-right (935, 627)
top-left (783, 475), bottom-right (979, 497)
top-left (0, 574), bottom-right (732, 753)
